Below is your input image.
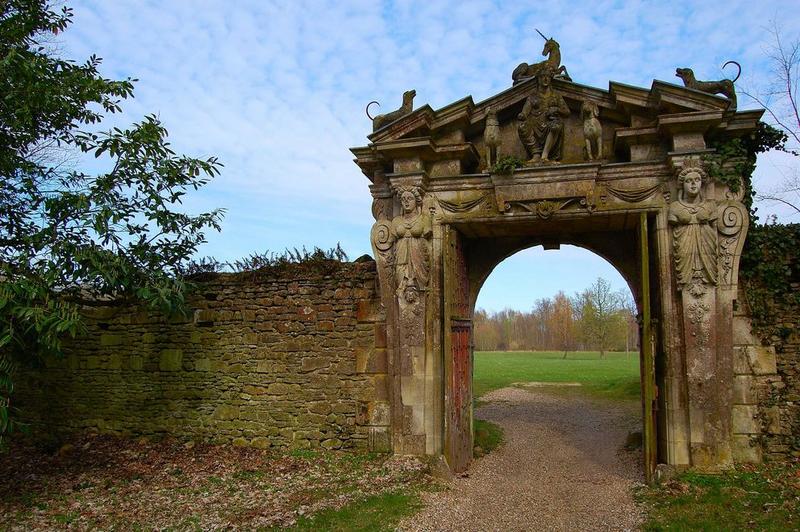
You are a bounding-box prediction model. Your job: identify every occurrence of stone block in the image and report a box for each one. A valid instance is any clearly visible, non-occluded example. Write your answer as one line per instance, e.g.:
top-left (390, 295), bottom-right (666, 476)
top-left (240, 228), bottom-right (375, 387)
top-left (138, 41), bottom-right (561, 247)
top-left (748, 346), bottom-right (777, 375)
top-left (732, 405), bottom-right (759, 434)
top-left (355, 347), bottom-right (388, 374)
top-left (86, 356), bottom-right (100, 370)
top-left (733, 346), bottom-right (750, 375)
top-left (301, 357), bottom-right (330, 373)
top-left (129, 355), bottom-right (143, 370)
top-left (194, 358), bottom-right (211, 372)
top-left (243, 385), bottom-right (268, 395)
top-left (367, 401), bottom-right (391, 426)
top-left (732, 316), bottom-right (754, 346)
top-left (232, 437), bottom-right (248, 447)
top-left (732, 434), bottom-right (762, 464)
top-left (356, 299), bottom-right (378, 322)
top-left (108, 354), bottom-right (122, 370)
top-left (142, 333), bottom-right (157, 344)
top-left (734, 346), bottom-right (778, 375)
top-left (255, 360), bottom-right (273, 373)
top-left (764, 406), bottom-right (784, 435)
top-left (733, 375), bottom-right (755, 404)
top-left (321, 438), bottom-right (342, 449)
top-left (672, 132), bottom-right (706, 151)
top-left (374, 324), bottom-right (387, 348)
top-left (159, 349), bottom-right (183, 372)
top-left (251, 437), bottom-right (270, 449)
top-left (194, 309), bottom-right (217, 324)
top-left (267, 382), bottom-right (294, 395)
top-left (368, 426), bottom-right (391, 452)
top-left (100, 334), bottom-right (123, 347)
top-left (374, 374), bottom-right (390, 401)
top-left (212, 405), bottom-right (239, 420)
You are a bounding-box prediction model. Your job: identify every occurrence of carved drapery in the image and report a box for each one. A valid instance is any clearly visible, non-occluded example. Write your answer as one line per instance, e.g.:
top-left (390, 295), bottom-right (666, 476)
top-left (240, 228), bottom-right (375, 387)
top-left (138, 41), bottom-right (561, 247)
top-left (370, 186), bottom-right (432, 347)
top-left (668, 166), bottom-right (719, 293)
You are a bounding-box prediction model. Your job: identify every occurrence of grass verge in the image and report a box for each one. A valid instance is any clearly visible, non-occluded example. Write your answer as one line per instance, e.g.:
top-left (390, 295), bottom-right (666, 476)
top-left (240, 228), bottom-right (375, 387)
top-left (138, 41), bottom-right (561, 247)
top-left (473, 418), bottom-right (504, 456)
top-left (638, 462), bottom-right (800, 531)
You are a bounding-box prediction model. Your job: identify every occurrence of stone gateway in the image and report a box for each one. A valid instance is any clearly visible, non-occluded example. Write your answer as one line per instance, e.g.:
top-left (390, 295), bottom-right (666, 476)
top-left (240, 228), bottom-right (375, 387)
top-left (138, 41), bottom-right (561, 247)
top-left (352, 48), bottom-right (770, 479)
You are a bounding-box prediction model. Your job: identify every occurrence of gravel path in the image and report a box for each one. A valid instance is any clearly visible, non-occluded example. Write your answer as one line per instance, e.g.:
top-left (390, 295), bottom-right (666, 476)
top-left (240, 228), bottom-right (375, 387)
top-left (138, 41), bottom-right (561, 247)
top-left (402, 386), bottom-right (644, 531)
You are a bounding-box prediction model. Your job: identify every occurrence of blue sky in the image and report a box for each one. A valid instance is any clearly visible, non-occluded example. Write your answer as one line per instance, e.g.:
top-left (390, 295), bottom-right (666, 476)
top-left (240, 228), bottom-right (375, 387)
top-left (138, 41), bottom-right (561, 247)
top-left (60, 1), bottom-right (800, 312)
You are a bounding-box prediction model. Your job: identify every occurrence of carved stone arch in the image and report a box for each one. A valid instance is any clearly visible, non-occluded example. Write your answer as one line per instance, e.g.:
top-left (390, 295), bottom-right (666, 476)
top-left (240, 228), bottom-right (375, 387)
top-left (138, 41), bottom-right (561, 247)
top-left (354, 66), bottom-right (761, 478)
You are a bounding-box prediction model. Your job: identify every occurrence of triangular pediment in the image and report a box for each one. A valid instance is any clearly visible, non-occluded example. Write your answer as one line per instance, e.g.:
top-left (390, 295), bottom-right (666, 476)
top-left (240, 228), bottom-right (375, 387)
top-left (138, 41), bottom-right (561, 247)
top-left (352, 72), bottom-right (762, 182)
top-left (363, 77), bottom-right (737, 145)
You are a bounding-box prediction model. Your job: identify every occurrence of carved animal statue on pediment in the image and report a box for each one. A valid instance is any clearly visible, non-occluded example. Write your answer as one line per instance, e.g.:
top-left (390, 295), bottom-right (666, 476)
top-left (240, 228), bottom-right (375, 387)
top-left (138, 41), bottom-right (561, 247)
top-left (581, 100), bottom-right (602, 161)
top-left (483, 106), bottom-right (501, 171)
top-left (675, 61), bottom-right (740, 110)
top-left (366, 89), bottom-right (417, 131)
top-left (512, 30), bottom-right (571, 85)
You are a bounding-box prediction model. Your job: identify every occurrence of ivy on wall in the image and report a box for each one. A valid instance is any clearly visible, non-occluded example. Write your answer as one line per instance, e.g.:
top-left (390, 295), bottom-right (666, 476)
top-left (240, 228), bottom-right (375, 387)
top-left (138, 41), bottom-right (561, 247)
top-left (711, 122), bottom-right (800, 340)
top-left (740, 223), bottom-right (800, 340)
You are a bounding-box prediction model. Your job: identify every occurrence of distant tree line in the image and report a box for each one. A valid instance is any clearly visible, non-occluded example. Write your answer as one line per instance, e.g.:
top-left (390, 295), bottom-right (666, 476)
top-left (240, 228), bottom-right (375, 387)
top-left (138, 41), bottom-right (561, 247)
top-left (474, 278), bottom-right (638, 357)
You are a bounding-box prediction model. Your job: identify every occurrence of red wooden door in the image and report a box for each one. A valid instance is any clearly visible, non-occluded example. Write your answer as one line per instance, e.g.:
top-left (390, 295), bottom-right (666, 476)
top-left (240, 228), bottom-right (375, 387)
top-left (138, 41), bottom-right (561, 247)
top-left (444, 226), bottom-right (473, 472)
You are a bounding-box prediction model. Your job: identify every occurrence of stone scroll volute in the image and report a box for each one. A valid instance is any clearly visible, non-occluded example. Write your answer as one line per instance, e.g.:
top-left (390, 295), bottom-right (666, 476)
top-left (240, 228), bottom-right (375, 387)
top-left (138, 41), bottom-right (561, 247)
top-left (717, 200), bottom-right (748, 291)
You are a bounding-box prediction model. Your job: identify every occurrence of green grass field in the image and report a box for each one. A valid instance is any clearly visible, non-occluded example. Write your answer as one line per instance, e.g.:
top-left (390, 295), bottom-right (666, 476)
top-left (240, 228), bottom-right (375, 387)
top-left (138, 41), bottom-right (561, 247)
top-left (473, 350), bottom-right (641, 402)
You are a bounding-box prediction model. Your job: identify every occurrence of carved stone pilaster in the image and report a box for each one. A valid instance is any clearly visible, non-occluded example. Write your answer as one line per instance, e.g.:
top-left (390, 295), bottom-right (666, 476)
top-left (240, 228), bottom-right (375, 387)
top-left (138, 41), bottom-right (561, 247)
top-left (370, 185), bottom-right (432, 454)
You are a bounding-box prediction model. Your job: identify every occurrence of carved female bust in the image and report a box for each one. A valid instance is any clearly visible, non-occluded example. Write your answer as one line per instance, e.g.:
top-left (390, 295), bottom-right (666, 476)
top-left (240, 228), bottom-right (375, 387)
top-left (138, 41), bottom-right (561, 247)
top-left (668, 167), bottom-right (718, 289)
top-left (391, 188), bottom-right (432, 298)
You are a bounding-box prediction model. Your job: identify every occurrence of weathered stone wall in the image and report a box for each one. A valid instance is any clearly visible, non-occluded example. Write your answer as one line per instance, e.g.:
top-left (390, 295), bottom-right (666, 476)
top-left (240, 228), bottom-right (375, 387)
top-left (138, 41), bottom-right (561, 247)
top-left (16, 261), bottom-right (390, 451)
top-left (733, 281), bottom-right (800, 462)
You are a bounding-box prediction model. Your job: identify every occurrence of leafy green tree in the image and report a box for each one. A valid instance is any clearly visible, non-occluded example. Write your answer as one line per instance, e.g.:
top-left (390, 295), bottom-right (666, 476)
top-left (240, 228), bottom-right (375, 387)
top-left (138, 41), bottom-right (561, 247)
top-left (0, 1), bottom-right (223, 445)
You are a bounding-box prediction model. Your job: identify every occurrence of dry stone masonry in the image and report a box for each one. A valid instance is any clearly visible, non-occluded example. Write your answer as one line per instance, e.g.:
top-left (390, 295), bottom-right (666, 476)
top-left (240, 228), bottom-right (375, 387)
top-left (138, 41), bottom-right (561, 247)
top-left (17, 262), bottom-right (390, 451)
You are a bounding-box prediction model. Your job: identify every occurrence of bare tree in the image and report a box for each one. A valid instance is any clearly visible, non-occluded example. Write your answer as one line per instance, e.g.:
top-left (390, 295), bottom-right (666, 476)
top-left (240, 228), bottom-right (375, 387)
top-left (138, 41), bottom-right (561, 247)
top-left (577, 278), bottom-right (623, 358)
top-left (742, 23), bottom-right (800, 215)
top-left (551, 291), bottom-right (575, 358)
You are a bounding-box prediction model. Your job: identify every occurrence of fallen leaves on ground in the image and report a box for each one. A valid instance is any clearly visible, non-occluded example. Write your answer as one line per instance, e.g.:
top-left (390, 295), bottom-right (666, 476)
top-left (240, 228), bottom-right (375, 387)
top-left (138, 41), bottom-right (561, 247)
top-left (0, 434), bottom-right (434, 530)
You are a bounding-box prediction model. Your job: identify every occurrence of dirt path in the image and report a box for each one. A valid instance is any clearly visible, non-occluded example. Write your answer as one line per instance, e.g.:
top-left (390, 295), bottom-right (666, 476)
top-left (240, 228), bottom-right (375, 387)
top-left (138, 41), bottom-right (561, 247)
top-left (402, 386), bottom-right (644, 531)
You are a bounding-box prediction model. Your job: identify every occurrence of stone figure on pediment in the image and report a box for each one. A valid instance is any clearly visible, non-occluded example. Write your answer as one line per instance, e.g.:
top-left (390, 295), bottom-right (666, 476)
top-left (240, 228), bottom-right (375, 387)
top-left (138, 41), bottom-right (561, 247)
top-left (517, 67), bottom-right (570, 163)
top-left (668, 166), bottom-right (718, 291)
top-left (391, 187), bottom-right (432, 300)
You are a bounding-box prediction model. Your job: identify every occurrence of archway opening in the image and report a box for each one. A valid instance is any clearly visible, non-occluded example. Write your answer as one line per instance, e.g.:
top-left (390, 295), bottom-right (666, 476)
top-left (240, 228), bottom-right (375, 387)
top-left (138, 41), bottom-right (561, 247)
top-left (470, 243), bottom-right (646, 488)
